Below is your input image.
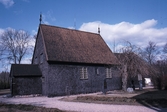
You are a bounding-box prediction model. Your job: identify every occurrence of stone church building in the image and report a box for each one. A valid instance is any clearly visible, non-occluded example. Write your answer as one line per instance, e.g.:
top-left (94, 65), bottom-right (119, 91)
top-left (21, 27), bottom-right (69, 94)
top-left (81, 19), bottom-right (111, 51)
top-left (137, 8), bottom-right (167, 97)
top-left (10, 24), bottom-right (121, 96)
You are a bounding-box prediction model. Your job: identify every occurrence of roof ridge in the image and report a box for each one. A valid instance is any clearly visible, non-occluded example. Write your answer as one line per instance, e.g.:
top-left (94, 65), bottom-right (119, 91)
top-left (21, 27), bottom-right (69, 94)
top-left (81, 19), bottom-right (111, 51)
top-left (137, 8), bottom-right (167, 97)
top-left (40, 24), bottom-right (100, 36)
top-left (12, 64), bottom-right (39, 66)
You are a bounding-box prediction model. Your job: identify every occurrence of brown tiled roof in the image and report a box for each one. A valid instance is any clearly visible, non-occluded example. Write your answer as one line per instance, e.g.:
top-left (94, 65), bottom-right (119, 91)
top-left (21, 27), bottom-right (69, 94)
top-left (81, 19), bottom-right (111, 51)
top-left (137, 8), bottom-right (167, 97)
top-left (40, 24), bottom-right (119, 65)
top-left (10, 64), bottom-right (42, 77)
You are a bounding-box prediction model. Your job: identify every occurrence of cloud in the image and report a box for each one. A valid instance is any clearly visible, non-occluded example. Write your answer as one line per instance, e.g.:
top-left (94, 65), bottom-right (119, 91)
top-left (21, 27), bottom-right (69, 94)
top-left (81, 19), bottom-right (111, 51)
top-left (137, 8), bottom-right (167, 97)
top-left (46, 10), bottom-right (56, 21)
top-left (41, 10), bottom-right (56, 25)
top-left (31, 29), bottom-right (37, 35)
top-left (41, 14), bottom-right (50, 25)
top-left (21, 57), bottom-right (31, 64)
top-left (79, 19), bottom-right (167, 52)
top-left (68, 26), bottom-right (75, 29)
top-left (0, 28), bottom-right (4, 35)
top-left (0, 0), bottom-right (14, 8)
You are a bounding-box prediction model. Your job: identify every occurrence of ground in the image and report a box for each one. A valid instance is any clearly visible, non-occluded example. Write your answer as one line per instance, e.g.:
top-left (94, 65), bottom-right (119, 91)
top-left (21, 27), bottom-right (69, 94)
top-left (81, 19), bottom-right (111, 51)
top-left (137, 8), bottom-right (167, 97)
top-left (63, 88), bottom-right (167, 108)
top-left (0, 87), bottom-right (167, 112)
top-left (0, 103), bottom-right (64, 112)
top-left (0, 89), bottom-right (64, 112)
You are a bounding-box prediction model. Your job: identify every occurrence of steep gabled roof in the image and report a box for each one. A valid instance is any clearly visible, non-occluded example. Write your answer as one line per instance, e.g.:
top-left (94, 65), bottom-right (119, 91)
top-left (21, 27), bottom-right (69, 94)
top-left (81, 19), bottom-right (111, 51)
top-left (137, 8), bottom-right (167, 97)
top-left (39, 24), bottom-right (119, 65)
top-left (10, 64), bottom-right (42, 77)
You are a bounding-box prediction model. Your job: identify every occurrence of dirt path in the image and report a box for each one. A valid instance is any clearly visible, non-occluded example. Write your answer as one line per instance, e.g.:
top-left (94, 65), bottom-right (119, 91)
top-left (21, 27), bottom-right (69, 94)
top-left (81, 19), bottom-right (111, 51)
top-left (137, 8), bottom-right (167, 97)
top-left (0, 94), bottom-right (167, 112)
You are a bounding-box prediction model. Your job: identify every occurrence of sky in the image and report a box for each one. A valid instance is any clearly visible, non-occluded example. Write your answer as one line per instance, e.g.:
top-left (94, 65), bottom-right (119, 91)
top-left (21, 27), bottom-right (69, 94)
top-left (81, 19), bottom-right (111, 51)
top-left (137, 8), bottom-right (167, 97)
top-left (0, 0), bottom-right (167, 70)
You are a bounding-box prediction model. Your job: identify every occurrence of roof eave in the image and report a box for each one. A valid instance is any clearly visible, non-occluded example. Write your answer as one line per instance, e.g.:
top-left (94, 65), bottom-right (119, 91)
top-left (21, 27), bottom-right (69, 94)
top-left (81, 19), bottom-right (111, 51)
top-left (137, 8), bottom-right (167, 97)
top-left (47, 60), bottom-right (119, 67)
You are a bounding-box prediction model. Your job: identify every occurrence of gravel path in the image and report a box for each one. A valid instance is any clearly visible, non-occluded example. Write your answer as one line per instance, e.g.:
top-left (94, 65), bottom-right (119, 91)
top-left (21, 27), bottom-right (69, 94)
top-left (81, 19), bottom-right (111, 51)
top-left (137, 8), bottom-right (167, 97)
top-left (0, 95), bottom-right (167, 112)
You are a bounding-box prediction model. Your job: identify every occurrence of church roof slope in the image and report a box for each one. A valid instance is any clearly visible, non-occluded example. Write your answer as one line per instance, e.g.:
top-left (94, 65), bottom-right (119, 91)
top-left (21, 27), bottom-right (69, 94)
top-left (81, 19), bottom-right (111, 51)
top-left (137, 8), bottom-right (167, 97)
top-left (40, 24), bottom-right (119, 65)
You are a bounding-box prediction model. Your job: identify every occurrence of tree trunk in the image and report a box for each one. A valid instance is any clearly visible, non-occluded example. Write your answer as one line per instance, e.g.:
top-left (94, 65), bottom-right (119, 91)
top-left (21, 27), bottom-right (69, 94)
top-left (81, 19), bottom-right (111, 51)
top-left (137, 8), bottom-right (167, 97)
top-left (122, 65), bottom-right (128, 91)
top-left (138, 74), bottom-right (143, 90)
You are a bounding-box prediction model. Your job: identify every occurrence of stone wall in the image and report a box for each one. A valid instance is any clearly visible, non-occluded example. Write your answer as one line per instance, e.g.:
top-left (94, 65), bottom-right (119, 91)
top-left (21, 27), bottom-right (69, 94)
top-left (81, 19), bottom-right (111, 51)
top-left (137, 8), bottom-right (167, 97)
top-left (32, 29), bottom-right (49, 95)
top-left (12, 77), bottom-right (42, 96)
top-left (47, 64), bottom-right (121, 96)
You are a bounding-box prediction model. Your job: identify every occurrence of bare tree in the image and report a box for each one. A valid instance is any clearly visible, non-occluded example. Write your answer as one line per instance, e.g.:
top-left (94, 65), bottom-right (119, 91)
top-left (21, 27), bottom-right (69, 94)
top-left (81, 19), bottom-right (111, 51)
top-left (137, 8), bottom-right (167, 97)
top-left (0, 28), bottom-right (31, 64)
top-left (115, 41), bottom-right (157, 91)
top-left (154, 60), bottom-right (167, 90)
top-left (144, 41), bottom-right (159, 65)
top-left (163, 43), bottom-right (167, 54)
top-left (152, 43), bottom-right (167, 89)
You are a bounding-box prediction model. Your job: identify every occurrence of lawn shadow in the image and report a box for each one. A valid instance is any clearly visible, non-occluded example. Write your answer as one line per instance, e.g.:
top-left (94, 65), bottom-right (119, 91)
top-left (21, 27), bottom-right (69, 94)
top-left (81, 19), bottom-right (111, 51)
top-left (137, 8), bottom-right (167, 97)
top-left (132, 89), bottom-right (167, 112)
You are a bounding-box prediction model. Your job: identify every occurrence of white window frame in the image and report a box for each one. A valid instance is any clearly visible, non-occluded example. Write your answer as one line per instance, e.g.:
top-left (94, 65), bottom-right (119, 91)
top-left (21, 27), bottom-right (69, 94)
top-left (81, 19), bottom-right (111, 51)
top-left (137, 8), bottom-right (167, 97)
top-left (80, 67), bottom-right (88, 79)
top-left (106, 68), bottom-right (112, 78)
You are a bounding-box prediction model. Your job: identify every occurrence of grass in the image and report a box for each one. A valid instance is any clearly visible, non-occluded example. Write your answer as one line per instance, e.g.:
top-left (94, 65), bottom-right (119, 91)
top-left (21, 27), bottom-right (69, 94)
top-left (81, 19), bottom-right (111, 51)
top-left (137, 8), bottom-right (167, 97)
top-left (132, 89), bottom-right (167, 108)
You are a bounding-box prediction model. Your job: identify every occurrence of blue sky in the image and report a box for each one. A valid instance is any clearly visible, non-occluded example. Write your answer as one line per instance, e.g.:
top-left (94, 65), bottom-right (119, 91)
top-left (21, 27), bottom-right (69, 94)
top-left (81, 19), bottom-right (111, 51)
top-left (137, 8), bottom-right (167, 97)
top-left (1, 0), bottom-right (167, 30)
top-left (0, 0), bottom-right (167, 69)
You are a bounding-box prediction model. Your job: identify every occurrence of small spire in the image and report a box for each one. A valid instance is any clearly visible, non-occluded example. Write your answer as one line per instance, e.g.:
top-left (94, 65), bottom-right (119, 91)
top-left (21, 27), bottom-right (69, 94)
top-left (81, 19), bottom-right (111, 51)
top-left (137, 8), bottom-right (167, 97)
top-left (74, 18), bottom-right (76, 30)
top-left (98, 26), bottom-right (100, 34)
top-left (39, 13), bottom-right (42, 24)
